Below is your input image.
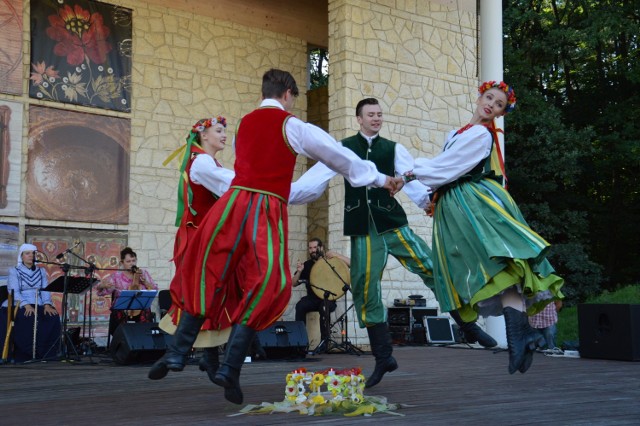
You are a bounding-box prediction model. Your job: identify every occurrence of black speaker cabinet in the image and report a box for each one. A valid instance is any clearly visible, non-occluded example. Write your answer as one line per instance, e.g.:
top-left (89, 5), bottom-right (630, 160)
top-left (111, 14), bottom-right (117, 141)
top-left (256, 321), bottom-right (308, 359)
top-left (578, 304), bottom-right (640, 361)
top-left (111, 322), bottom-right (172, 365)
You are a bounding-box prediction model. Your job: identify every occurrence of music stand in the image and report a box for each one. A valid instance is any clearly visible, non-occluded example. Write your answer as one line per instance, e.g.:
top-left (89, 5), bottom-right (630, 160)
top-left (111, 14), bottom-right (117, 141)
top-left (112, 290), bottom-right (157, 312)
top-left (42, 273), bottom-right (95, 361)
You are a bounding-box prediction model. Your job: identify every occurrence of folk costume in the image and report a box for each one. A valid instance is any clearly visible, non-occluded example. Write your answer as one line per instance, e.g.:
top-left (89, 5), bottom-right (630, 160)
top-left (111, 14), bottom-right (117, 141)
top-left (151, 96), bottom-right (388, 404)
top-left (413, 80), bottom-right (563, 375)
top-left (290, 131), bottom-right (498, 387)
top-left (6, 244), bottom-right (61, 362)
top-left (413, 123), bottom-right (563, 322)
top-left (154, 116), bottom-right (235, 384)
top-left (167, 117), bottom-right (234, 338)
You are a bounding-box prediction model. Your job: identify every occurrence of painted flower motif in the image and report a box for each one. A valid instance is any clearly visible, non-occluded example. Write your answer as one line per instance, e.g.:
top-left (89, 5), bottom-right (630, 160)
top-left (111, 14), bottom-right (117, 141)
top-left (62, 72), bottom-right (88, 102)
top-left (30, 61), bottom-right (60, 85)
top-left (46, 4), bottom-right (113, 65)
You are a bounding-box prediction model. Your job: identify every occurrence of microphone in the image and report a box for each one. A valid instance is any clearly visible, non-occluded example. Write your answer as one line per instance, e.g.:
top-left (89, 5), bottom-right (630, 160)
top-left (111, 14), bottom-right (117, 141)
top-left (56, 240), bottom-right (82, 260)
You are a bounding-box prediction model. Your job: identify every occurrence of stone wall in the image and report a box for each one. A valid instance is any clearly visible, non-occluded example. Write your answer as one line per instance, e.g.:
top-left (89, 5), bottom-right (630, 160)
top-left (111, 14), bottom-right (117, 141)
top-left (1, 0), bottom-right (310, 290)
top-left (327, 0), bottom-right (479, 344)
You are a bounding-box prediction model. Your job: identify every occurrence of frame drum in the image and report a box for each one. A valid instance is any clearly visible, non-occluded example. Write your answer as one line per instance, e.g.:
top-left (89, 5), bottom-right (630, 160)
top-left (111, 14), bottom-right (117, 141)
top-left (309, 257), bottom-right (350, 301)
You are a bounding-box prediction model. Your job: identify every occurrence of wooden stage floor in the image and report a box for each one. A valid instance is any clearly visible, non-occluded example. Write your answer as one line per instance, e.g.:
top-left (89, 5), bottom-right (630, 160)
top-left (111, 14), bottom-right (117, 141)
top-left (1, 344), bottom-right (639, 425)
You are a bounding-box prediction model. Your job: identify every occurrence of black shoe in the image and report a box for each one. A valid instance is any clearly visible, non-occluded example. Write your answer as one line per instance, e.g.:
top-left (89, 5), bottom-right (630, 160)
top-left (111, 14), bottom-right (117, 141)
top-left (449, 310), bottom-right (498, 348)
top-left (213, 325), bottom-right (256, 404)
top-left (461, 323), bottom-right (498, 348)
top-left (148, 312), bottom-right (204, 380)
top-left (365, 355), bottom-right (398, 388)
top-left (198, 347), bottom-right (219, 383)
top-left (503, 307), bottom-right (545, 374)
top-left (365, 323), bottom-right (397, 388)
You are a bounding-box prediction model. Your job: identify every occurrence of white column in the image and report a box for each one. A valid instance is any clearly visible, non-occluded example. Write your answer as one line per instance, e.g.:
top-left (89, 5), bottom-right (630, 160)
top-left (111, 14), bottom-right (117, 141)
top-left (480, 0), bottom-right (507, 348)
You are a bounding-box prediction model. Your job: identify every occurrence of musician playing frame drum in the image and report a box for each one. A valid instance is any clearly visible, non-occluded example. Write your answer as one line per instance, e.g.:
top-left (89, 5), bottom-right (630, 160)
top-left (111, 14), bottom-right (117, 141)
top-left (292, 238), bottom-right (350, 351)
top-left (3, 244), bottom-right (60, 362)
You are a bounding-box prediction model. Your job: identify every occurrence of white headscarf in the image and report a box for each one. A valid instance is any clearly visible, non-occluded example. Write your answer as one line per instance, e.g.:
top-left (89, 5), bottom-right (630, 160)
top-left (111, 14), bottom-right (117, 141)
top-left (18, 243), bottom-right (38, 264)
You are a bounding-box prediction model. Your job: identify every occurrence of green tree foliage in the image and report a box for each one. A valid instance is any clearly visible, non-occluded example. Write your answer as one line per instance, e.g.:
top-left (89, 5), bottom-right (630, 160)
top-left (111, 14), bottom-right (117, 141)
top-left (502, 0), bottom-right (640, 302)
top-left (309, 48), bottom-right (328, 89)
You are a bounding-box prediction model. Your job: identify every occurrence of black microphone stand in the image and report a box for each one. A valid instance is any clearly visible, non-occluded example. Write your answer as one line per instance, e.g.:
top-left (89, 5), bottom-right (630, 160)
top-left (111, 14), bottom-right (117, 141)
top-left (319, 256), bottom-right (363, 356)
top-left (308, 282), bottom-right (339, 354)
top-left (64, 249), bottom-right (100, 361)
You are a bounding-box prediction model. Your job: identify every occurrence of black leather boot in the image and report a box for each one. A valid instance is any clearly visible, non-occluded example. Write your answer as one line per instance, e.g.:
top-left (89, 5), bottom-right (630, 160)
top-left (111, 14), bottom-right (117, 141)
top-left (213, 324), bottom-right (256, 404)
top-left (449, 310), bottom-right (498, 348)
top-left (503, 307), bottom-right (546, 374)
top-left (365, 323), bottom-right (398, 388)
top-left (148, 312), bottom-right (204, 380)
top-left (198, 347), bottom-right (220, 383)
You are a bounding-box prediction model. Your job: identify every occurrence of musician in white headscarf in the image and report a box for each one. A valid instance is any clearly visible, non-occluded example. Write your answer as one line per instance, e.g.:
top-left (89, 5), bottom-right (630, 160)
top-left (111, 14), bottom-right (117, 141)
top-left (6, 244), bottom-right (60, 362)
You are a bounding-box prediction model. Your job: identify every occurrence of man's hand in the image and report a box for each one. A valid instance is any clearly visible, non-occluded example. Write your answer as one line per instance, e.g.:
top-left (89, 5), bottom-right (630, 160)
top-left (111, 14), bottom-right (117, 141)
top-left (383, 176), bottom-right (404, 196)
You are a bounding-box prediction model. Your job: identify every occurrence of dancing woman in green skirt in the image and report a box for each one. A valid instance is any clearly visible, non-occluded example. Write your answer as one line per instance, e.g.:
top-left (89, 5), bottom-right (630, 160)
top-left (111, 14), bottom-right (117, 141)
top-left (411, 81), bottom-right (564, 374)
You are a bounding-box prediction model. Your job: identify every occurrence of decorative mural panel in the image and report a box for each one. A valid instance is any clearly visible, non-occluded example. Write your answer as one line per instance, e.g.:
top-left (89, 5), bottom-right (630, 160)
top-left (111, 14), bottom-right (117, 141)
top-left (0, 223), bottom-right (19, 289)
top-left (0, 0), bottom-right (23, 95)
top-left (30, 0), bottom-right (132, 112)
top-left (0, 101), bottom-right (23, 216)
top-left (27, 106), bottom-right (130, 224)
top-left (26, 226), bottom-right (127, 324)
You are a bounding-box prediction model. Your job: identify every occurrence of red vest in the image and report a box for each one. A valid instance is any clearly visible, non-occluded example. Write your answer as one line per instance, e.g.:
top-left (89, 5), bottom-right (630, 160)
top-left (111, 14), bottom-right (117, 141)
top-left (231, 107), bottom-right (297, 201)
top-left (185, 151), bottom-right (218, 227)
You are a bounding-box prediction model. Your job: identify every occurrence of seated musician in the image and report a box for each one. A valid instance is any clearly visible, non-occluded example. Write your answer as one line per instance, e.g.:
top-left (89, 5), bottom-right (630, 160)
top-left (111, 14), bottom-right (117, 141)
top-left (292, 238), bottom-right (350, 348)
top-left (4, 244), bottom-right (61, 362)
top-left (96, 247), bottom-right (158, 337)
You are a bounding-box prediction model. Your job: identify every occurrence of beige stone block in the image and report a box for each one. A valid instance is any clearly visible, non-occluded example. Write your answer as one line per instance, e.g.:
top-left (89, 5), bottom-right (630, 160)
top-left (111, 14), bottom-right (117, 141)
top-left (142, 67), bottom-right (162, 89)
top-left (148, 18), bottom-right (165, 33)
top-left (187, 49), bottom-right (209, 68)
top-left (396, 46), bottom-right (416, 65)
top-left (389, 98), bottom-right (407, 116)
top-left (145, 33), bottom-right (165, 49)
top-left (379, 42), bottom-right (395, 62)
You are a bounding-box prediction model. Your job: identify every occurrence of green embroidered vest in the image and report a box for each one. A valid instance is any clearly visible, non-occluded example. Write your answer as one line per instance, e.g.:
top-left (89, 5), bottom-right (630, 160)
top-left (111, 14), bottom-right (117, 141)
top-left (342, 133), bottom-right (408, 236)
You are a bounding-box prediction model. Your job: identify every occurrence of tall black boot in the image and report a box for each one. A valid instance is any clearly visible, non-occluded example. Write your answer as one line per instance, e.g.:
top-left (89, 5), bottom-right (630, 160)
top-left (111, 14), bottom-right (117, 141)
top-left (213, 324), bottom-right (256, 404)
top-left (148, 312), bottom-right (204, 380)
top-left (449, 310), bottom-right (498, 348)
top-left (365, 323), bottom-right (398, 388)
top-left (198, 347), bottom-right (219, 383)
top-left (503, 307), bottom-right (546, 374)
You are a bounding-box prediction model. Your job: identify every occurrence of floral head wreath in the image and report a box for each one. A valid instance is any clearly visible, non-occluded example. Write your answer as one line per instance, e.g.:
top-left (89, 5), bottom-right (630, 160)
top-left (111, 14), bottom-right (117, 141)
top-left (478, 81), bottom-right (516, 113)
top-left (192, 116), bottom-right (227, 133)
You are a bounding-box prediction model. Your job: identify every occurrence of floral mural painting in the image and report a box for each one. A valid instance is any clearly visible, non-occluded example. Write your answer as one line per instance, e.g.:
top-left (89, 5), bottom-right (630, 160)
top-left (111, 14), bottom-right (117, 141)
top-left (30, 0), bottom-right (132, 112)
top-left (0, 0), bottom-right (23, 95)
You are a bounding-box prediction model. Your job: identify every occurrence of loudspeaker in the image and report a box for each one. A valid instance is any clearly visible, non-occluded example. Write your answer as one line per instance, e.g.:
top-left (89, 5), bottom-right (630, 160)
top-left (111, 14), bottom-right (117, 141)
top-left (110, 322), bottom-right (172, 365)
top-left (424, 316), bottom-right (455, 344)
top-left (255, 321), bottom-right (308, 359)
top-left (578, 304), bottom-right (640, 361)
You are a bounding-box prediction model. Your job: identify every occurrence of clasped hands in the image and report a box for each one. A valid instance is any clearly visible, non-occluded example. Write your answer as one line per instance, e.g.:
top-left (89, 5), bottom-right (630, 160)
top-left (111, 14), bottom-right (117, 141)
top-left (383, 176), bottom-right (405, 196)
